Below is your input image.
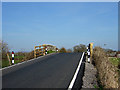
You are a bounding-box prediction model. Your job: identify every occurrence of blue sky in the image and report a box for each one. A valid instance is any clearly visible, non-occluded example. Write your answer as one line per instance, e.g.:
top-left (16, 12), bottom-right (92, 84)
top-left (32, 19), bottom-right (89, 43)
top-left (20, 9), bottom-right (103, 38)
top-left (2, 2), bottom-right (118, 52)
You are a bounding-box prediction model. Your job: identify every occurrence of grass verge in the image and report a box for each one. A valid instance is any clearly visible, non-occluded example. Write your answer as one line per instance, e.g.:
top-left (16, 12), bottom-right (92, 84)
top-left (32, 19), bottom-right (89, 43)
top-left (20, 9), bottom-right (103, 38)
top-left (47, 50), bottom-right (56, 54)
top-left (109, 57), bottom-right (120, 67)
top-left (2, 55), bottom-right (25, 68)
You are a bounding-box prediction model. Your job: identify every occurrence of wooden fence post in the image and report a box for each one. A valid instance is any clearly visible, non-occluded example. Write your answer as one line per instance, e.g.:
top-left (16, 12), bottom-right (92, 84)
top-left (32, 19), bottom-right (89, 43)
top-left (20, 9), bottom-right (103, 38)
top-left (7, 53), bottom-right (11, 66)
top-left (34, 46), bottom-right (36, 58)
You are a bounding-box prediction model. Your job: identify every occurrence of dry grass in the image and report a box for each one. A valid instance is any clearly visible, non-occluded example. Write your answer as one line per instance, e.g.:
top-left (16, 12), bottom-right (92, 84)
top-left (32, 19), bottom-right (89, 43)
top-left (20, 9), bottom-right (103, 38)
top-left (23, 50), bottom-right (34, 61)
top-left (92, 46), bottom-right (119, 88)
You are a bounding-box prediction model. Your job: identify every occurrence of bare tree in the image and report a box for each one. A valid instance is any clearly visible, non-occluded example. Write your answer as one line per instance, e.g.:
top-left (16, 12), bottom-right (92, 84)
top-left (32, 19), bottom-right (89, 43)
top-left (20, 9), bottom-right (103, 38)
top-left (1, 41), bottom-right (9, 60)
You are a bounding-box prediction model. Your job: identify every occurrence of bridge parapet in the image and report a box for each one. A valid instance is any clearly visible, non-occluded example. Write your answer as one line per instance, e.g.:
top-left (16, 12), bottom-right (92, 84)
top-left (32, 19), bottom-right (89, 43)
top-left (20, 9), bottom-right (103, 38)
top-left (34, 44), bottom-right (57, 58)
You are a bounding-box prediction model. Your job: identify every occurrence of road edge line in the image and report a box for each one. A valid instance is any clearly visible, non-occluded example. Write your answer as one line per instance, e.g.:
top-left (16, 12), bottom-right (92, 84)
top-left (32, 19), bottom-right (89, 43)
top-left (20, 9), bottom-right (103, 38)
top-left (68, 52), bottom-right (85, 89)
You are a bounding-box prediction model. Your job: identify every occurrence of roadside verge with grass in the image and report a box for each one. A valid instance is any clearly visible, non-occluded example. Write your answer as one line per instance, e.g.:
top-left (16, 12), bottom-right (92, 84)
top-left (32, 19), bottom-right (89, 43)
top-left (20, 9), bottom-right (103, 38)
top-left (2, 50), bottom-right (56, 68)
top-left (92, 47), bottom-right (119, 88)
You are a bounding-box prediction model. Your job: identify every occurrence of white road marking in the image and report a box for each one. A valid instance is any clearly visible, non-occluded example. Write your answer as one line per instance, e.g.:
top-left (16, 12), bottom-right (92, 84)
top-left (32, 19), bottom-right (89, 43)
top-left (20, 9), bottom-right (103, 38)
top-left (0, 53), bottom-right (56, 71)
top-left (68, 52), bottom-right (85, 89)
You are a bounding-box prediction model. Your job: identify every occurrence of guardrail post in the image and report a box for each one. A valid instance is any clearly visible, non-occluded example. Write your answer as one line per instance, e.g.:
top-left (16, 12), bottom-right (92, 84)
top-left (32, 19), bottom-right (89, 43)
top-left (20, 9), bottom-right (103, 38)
top-left (45, 46), bottom-right (47, 55)
top-left (87, 44), bottom-right (90, 63)
top-left (12, 51), bottom-right (14, 65)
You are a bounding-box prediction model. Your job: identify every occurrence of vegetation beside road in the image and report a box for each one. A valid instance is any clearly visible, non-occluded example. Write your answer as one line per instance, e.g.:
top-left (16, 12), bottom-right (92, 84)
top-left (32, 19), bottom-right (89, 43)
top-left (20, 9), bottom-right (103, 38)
top-left (109, 57), bottom-right (120, 67)
top-left (47, 50), bottom-right (56, 54)
top-left (59, 47), bottom-right (67, 53)
top-left (59, 44), bottom-right (86, 53)
top-left (73, 44), bottom-right (86, 52)
top-left (2, 50), bottom-right (57, 68)
top-left (92, 46), bottom-right (119, 88)
top-left (2, 51), bottom-right (34, 68)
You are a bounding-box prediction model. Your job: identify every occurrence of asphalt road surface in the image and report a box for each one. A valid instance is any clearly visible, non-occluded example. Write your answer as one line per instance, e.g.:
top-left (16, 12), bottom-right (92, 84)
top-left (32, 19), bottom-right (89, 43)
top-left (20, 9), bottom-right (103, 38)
top-left (2, 52), bottom-right (85, 89)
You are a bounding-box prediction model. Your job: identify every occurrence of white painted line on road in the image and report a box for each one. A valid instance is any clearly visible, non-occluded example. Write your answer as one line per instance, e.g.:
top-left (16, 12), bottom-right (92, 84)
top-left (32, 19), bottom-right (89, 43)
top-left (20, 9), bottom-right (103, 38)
top-left (68, 52), bottom-right (85, 89)
top-left (0, 53), bottom-right (57, 71)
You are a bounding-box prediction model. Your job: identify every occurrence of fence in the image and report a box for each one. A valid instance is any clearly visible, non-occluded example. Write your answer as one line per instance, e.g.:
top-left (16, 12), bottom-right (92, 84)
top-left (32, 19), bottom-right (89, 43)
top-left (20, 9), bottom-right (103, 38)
top-left (34, 45), bottom-right (46, 58)
top-left (34, 44), bottom-right (57, 58)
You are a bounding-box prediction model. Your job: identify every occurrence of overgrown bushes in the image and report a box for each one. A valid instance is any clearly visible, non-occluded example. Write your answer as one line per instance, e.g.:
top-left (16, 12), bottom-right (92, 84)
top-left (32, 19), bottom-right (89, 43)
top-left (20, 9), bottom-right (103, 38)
top-left (23, 50), bottom-right (34, 61)
top-left (92, 46), bottom-right (119, 88)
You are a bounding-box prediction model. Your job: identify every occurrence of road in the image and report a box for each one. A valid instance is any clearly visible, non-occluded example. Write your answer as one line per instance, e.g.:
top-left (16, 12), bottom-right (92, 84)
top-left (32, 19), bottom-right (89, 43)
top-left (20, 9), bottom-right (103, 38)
top-left (2, 52), bottom-right (85, 89)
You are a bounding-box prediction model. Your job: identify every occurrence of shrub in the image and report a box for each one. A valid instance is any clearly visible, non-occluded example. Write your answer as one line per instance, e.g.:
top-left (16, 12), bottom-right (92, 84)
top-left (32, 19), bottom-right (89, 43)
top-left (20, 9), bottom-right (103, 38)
top-left (92, 46), bottom-right (119, 88)
top-left (67, 49), bottom-right (72, 53)
top-left (59, 47), bottom-right (67, 53)
top-left (24, 51), bottom-right (34, 60)
top-left (73, 44), bottom-right (86, 52)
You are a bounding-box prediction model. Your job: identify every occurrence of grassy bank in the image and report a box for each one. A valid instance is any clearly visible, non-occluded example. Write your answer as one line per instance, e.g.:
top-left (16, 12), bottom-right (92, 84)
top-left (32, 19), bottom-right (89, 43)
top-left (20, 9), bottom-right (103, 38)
top-left (92, 47), bottom-right (119, 88)
top-left (109, 57), bottom-right (120, 67)
top-left (2, 55), bottom-right (25, 68)
top-left (2, 50), bottom-right (56, 68)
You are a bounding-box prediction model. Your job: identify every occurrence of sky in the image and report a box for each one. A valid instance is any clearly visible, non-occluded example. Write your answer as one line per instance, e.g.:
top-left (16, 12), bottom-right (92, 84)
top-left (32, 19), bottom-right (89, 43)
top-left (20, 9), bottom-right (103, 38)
top-left (2, 2), bottom-right (118, 52)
